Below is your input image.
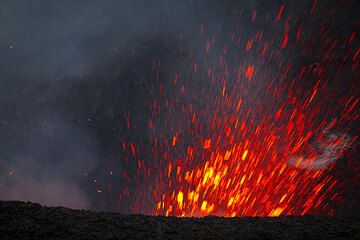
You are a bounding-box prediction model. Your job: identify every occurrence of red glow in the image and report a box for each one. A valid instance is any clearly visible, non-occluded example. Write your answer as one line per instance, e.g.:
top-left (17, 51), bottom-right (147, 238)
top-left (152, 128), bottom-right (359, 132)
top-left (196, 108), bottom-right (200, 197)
top-left (277, 5), bottom-right (284, 21)
top-left (116, 1), bottom-right (359, 218)
top-left (246, 65), bottom-right (254, 79)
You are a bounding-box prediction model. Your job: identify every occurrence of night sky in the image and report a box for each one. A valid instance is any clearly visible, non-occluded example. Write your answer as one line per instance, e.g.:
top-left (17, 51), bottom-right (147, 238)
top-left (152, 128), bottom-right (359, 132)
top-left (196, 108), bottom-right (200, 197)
top-left (0, 0), bottom-right (359, 217)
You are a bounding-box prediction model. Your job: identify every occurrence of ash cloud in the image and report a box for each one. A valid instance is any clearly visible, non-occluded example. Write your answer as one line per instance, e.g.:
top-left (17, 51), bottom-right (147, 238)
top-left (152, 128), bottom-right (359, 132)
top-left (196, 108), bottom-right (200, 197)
top-left (288, 130), bottom-right (351, 170)
top-left (0, 116), bottom-right (98, 209)
top-left (0, 0), bottom-right (208, 209)
top-left (0, 176), bottom-right (89, 209)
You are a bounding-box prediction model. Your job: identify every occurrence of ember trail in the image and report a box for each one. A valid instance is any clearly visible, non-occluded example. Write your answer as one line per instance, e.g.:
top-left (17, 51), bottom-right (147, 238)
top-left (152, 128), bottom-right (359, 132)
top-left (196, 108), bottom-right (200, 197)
top-left (118, 1), bottom-right (359, 217)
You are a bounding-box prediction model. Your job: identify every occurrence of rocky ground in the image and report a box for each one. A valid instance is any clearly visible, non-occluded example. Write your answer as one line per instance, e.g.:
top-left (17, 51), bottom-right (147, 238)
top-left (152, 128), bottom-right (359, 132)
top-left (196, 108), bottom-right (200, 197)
top-left (0, 201), bottom-right (359, 240)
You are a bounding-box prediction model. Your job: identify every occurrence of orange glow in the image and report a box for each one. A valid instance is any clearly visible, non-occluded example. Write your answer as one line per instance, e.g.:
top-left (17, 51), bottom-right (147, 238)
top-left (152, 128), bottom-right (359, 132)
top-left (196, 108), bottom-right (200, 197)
top-left (204, 139), bottom-right (211, 149)
top-left (172, 133), bottom-right (178, 146)
top-left (118, 4), bottom-right (358, 218)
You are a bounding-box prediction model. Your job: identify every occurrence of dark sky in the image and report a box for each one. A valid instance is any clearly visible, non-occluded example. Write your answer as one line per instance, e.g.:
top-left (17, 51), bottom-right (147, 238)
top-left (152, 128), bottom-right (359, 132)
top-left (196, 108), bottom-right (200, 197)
top-left (0, 0), bottom-right (359, 216)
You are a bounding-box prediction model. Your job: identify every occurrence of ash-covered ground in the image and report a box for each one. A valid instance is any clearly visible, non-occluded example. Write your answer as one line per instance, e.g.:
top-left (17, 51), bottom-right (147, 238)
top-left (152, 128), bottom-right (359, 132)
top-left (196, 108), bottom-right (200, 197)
top-left (1, 201), bottom-right (359, 240)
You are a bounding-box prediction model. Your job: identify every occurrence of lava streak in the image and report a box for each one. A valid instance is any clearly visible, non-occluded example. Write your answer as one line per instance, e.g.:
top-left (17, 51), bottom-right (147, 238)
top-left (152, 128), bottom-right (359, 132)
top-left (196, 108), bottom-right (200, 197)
top-left (118, 1), bottom-right (359, 217)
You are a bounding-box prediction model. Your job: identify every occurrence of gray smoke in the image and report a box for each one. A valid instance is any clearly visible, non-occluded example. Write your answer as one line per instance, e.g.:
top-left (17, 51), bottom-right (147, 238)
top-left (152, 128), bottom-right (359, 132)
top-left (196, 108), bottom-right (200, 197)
top-left (0, 0), bottom-right (208, 209)
top-left (288, 130), bottom-right (351, 170)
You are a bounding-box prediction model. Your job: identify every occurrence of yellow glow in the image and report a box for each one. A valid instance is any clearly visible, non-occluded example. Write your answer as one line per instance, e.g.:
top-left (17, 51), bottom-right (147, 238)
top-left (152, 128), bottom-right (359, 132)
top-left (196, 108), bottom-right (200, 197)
top-left (177, 191), bottom-right (184, 208)
top-left (242, 149), bottom-right (248, 160)
top-left (269, 207), bottom-right (284, 217)
top-left (227, 197), bottom-right (234, 207)
top-left (201, 201), bottom-right (207, 211)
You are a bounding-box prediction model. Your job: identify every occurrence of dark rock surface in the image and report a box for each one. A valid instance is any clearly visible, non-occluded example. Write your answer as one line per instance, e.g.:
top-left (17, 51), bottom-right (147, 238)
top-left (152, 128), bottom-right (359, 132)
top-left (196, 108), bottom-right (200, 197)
top-left (0, 201), bottom-right (359, 240)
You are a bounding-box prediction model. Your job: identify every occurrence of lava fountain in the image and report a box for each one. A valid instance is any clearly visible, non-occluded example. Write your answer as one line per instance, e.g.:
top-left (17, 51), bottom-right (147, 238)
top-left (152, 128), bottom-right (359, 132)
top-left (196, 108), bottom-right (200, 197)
top-left (117, 1), bottom-right (359, 217)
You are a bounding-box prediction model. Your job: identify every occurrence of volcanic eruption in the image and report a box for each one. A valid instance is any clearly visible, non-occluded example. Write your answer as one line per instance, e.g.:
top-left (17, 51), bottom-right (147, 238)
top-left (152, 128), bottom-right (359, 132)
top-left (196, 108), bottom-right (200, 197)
top-left (0, 0), bottom-right (359, 222)
top-left (116, 1), bottom-right (359, 217)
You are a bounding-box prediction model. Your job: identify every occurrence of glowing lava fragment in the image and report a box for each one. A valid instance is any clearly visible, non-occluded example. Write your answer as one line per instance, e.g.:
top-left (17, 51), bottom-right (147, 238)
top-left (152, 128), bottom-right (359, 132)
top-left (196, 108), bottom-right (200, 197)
top-left (204, 139), bottom-right (211, 149)
top-left (177, 191), bottom-right (183, 209)
top-left (224, 150), bottom-right (231, 160)
top-left (270, 207), bottom-right (284, 217)
top-left (245, 65), bottom-right (254, 79)
top-left (201, 201), bottom-right (207, 211)
top-left (241, 150), bottom-right (248, 160)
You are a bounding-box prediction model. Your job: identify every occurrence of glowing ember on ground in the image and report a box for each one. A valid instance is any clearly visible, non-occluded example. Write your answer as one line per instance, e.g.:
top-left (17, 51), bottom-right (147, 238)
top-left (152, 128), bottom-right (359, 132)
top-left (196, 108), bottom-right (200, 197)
top-left (117, 1), bottom-right (359, 217)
